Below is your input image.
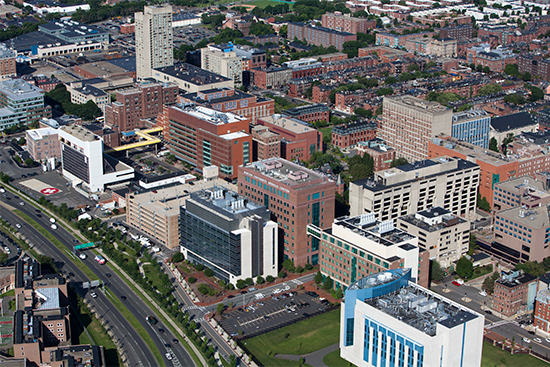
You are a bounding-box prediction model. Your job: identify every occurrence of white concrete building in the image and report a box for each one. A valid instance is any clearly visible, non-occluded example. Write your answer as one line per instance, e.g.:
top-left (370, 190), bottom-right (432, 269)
top-left (201, 44), bottom-right (243, 86)
top-left (349, 157), bottom-right (480, 221)
top-left (341, 268), bottom-right (484, 367)
top-left (136, 5), bottom-right (173, 80)
top-left (58, 124), bottom-right (134, 193)
top-left (179, 187), bottom-right (278, 285)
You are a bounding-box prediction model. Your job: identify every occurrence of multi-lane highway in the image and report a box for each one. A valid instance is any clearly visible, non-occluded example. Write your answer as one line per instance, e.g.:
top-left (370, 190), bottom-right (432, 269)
top-left (0, 193), bottom-right (196, 367)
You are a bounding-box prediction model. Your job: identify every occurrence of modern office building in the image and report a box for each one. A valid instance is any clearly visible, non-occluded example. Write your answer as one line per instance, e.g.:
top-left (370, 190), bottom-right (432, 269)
top-left (153, 63), bottom-right (234, 92)
top-left (135, 5), bottom-right (173, 79)
top-left (160, 104), bottom-right (251, 179)
top-left (331, 121), bottom-right (378, 149)
top-left (340, 268), bottom-right (484, 367)
top-left (238, 158), bottom-right (336, 266)
top-left (256, 114), bottom-right (322, 162)
top-left (349, 157), bottom-right (480, 221)
top-left (451, 109), bottom-right (490, 149)
top-left (179, 87), bottom-right (274, 124)
top-left (355, 139), bottom-right (395, 172)
top-left (308, 214), bottom-right (429, 290)
top-left (288, 22), bottom-right (356, 50)
top-left (26, 127), bottom-right (61, 162)
top-left (380, 96), bottom-right (453, 162)
top-left (179, 186), bottom-right (278, 285)
top-left (0, 79), bottom-right (51, 131)
top-left (397, 207), bottom-right (470, 268)
top-left (492, 176), bottom-right (550, 212)
top-left (201, 44), bottom-right (243, 86)
top-left (58, 124), bottom-right (134, 193)
top-left (104, 80), bottom-right (178, 132)
top-left (493, 270), bottom-right (537, 316)
top-left (321, 12), bottom-right (376, 34)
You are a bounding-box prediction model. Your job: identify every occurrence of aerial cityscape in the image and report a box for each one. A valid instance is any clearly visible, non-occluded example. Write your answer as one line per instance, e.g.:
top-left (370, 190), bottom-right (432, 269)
top-left (0, 0), bottom-right (550, 366)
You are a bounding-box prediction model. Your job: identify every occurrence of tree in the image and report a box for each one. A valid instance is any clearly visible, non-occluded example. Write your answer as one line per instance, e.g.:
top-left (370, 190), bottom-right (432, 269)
top-left (204, 268), bottom-right (214, 277)
top-left (456, 256), bottom-right (474, 279)
top-left (245, 277), bottom-right (254, 286)
top-left (482, 272), bottom-right (500, 294)
top-left (323, 276), bottom-right (333, 290)
top-left (0, 252), bottom-right (7, 265)
top-left (483, 66), bottom-right (491, 74)
top-left (503, 93), bottom-right (526, 105)
top-left (426, 61), bottom-right (436, 69)
top-left (217, 303), bottom-right (225, 315)
top-left (24, 158), bottom-right (34, 166)
top-left (172, 252), bottom-right (184, 262)
top-left (278, 270), bottom-right (286, 278)
top-left (266, 275), bottom-right (275, 282)
top-left (377, 87), bottom-right (394, 96)
top-left (469, 233), bottom-right (478, 255)
top-left (527, 85), bottom-right (544, 102)
top-left (256, 276), bottom-right (265, 284)
top-left (407, 63), bottom-right (419, 72)
top-left (430, 260), bottom-right (445, 283)
top-left (477, 191), bottom-right (491, 211)
top-left (390, 157), bottom-right (409, 168)
top-left (504, 63), bottom-right (519, 76)
top-left (384, 76), bottom-right (397, 85)
top-left (236, 279), bottom-right (247, 289)
top-left (17, 137), bottom-right (25, 146)
top-left (282, 258), bottom-right (295, 272)
top-left (521, 71), bottom-right (532, 81)
top-left (476, 84), bottom-right (502, 96)
top-left (489, 137), bottom-right (499, 152)
top-left (314, 271), bottom-right (323, 284)
top-left (187, 276), bottom-right (196, 284)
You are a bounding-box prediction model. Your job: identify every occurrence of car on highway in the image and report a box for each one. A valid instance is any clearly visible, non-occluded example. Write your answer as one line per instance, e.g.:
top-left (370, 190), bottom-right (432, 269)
top-left (95, 255), bottom-right (106, 264)
top-left (165, 353), bottom-right (172, 360)
top-left (534, 338), bottom-right (542, 343)
top-left (452, 281), bottom-right (461, 286)
top-left (146, 316), bottom-right (158, 325)
top-left (4, 247), bottom-right (10, 254)
top-left (164, 343), bottom-right (170, 348)
top-left (51, 224), bottom-right (57, 230)
top-left (106, 273), bottom-right (111, 278)
top-left (79, 253), bottom-right (87, 260)
top-left (19, 202), bottom-right (24, 206)
top-left (120, 296), bottom-right (127, 301)
top-left (172, 339), bottom-right (178, 344)
top-left (523, 337), bottom-right (531, 343)
top-left (159, 328), bottom-right (164, 333)
top-left (90, 292), bottom-right (97, 298)
top-left (15, 224), bottom-right (21, 229)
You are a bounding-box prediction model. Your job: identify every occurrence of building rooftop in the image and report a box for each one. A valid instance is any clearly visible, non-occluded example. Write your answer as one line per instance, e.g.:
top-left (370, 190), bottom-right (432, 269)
top-left (495, 176), bottom-right (547, 195)
top-left (283, 103), bottom-right (330, 117)
top-left (35, 287), bottom-right (60, 310)
top-left (399, 207), bottom-right (467, 233)
top-left (172, 104), bottom-right (247, 125)
top-left (431, 136), bottom-right (511, 166)
top-left (385, 95), bottom-right (449, 114)
top-left (107, 57), bottom-right (136, 72)
top-left (356, 138), bottom-right (394, 153)
top-left (154, 63), bottom-right (231, 85)
top-left (452, 109), bottom-right (488, 123)
top-left (27, 127), bottom-right (58, 141)
top-left (0, 79), bottom-right (44, 100)
top-left (77, 60), bottom-right (133, 77)
top-left (245, 158), bottom-right (330, 187)
top-left (350, 268), bottom-right (481, 335)
top-left (335, 213), bottom-right (417, 247)
top-left (496, 270), bottom-right (536, 288)
top-left (4, 31), bottom-right (70, 52)
top-left (496, 204), bottom-right (550, 229)
top-left (491, 112), bottom-right (536, 133)
top-left (192, 186), bottom-right (264, 215)
top-left (259, 114), bottom-right (315, 134)
top-left (60, 124), bottom-right (100, 142)
top-left (333, 121), bottom-right (377, 135)
top-left (73, 84), bottom-right (107, 97)
top-left (291, 22), bottom-right (355, 36)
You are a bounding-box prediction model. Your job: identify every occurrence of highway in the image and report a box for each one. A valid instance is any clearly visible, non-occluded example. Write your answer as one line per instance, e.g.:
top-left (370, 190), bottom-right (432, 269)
top-left (0, 194), bottom-right (196, 367)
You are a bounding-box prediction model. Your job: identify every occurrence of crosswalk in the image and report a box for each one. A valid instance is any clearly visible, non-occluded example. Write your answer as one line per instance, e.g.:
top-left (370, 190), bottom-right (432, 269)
top-left (182, 305), bottom-right (207, 312)
top-left (166, 348), bottom-right (182, 367)
top-left (291, 279), bottom-right (303, 285)
top-left (485, 320), bottom-right (518, 330)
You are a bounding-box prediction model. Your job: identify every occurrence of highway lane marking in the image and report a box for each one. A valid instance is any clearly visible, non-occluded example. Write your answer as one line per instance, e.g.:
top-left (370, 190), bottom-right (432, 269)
top-left (202, 322), bottom-right (235, 358)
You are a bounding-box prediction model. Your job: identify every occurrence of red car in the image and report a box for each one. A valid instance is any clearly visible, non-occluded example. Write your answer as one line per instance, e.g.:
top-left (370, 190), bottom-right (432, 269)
top-left (452, 281), bottom-right (461, 286)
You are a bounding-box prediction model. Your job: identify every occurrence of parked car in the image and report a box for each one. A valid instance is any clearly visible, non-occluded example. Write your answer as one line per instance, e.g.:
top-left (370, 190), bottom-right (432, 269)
top-left (523, 337), bottom-right (531, 343)
top-left (534, 338), bottom-right (542, 343)
top-left (90, 292), bottom-right (97, 298)
top-left (452, 281), bottom-right (461, 286)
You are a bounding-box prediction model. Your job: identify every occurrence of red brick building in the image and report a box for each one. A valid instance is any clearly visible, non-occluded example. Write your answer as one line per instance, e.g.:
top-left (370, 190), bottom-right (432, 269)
top-left (331, 121), bottom-right (377, 149)
top-left (535, 288), bottom-right (550, 333)
top-left (440, 24), bottom-right (473, 40)
top-left (493, 270), bottom-right (536, 317)
top-left (179, 88), bottom-right (274, 124)
top-left (21, 75), bottom-right (61, 92)
top-left (518, 54), bottom-right (550, 82)
top-left (376, 32), bottom-right (435, 48)
top-left (321, 12), bottom-right (376, 34)
top-left (257, 115), bottom-right (321, 161)
top-left (0, 45), bottom-right (16, 79)
top-left (238, 158), bottom-right (336, 266)
top-left (356, 139), bottom-right (395, 171)
top-left (358, 45), bottom-right (413, 62)
top-left (250, 66), bottom-right (292, 89)
top-left (120, 23), bottom-right (135, 34)
top-left (317, 52), bottom-right (348, 62)
top-left (288, 22), bottom-right (356, 51)
top-left (162, 104), bottom-right (252, 179)
top-left (105, 81), bottom-right (178, 132)
top-left (282, 104), bottom-right (330, 124)
top-left (251, 124), bottom-right (281, 161)
top-left (312, 84), bottom-right (336, 104)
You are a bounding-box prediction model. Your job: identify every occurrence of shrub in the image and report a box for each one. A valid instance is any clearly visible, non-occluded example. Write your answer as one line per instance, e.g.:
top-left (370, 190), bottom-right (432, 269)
top-left (266, 275), bottom-right (275, 283)
top-left (195, 264), bottom-right (204, 271)
top-left (278, 270), bottom-right (286, 278)
top-left (172, 252), bottom-right (184, 262)
top-left (304, 263), bottom-right (313, 271)
top-left (204, 268), bottom-right (214, 277)
top-left (188, 277), bottom-right (196, 284)
top-left (256, 276), bottom-right (265, 284)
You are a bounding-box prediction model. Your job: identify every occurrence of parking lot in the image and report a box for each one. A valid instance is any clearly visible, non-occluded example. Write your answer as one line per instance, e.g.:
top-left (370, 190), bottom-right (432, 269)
top-left (218, 291), bottom-right (331, 338)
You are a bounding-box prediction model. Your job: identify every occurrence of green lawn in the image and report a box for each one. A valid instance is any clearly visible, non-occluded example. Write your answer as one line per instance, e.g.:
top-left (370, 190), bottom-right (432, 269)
top-left (245, 309), bottom-right (340, 367)
top-left (1, 290), bottom-right (14, 297)
top-left (319, 127), bottom-right (333, 140)
top-left (323, 349), bottom-right (351, 367)
top-left (245, 0), bottom-right (294, 8)
top-left (143, 264), bottom-right (166, 291)
top-left (481, 341), bottom-right (549, 367)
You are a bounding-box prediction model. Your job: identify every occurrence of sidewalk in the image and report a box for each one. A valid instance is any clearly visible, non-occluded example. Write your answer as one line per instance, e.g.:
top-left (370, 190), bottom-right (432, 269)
top-left (273, 343), bottom-right (339, 366)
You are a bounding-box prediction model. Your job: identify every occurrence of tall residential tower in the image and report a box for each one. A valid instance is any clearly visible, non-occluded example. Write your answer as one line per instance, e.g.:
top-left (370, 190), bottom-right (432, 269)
top-left (135, 5), bottom-right (173, 80)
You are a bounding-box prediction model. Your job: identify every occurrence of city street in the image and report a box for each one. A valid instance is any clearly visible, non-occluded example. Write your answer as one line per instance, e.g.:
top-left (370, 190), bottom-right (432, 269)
top-left (0, 194), bottom-right (196, 367)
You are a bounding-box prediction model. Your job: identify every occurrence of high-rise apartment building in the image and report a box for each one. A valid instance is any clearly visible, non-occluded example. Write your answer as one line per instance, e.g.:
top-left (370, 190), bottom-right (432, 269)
top-left (0, 44), bottom-right (16, 79)
top-left (308, 214), bottom-right (430, 290)
top-left (451, 109), bottom-right (490, 149)
top-left (288, 22), bottom-right (356, 50)
top-left (201, 44), bottom-right (243, 85)
top-left (135, 5), bottom-right (173, 79)
top-left (349, 157), bottom-right (480, 221)
top-left (104, 80), bottom-right (178, 132)
top-left (0, 79), bottom-right (51, 131)
top-left (340, 269), bottom-right (484, 367)
top-left (180, 186), bottom-right (278, 285)
top-left (379, 96), bottom-right (452, 162)
top-left (159, 104), bottom-right (251, 179)
top-left (396, 207), bottom-right (470, 268)
top-left (238, 158), bottom-right (336, 266)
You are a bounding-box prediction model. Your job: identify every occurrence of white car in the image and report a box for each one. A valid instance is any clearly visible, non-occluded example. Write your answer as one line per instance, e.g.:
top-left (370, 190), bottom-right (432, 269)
top-left (90, 292), bottom-right (97, 298)
top-left (523, 337), bottom-right (531, 343)
top-left (165, 353), bottom-right (173, 361)
top-left (19, 202), bottom-right (24, 206)
top-left (534, 338), bottom-right (542, 343)
top-left (4, 247), bottom-right (10, 254)
top-left (479, 291), bottom-right (487, 297)
top-left (51, 224), bottom-right (57, 230)
top-left (545, 338), bottom-right (550, 343)
top-left (79, 253), bottom-right (87, 260)
top-left (15, 224), bottom-right (21, 229)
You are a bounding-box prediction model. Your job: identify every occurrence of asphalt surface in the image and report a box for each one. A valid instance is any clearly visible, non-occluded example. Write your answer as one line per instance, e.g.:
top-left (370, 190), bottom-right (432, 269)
top-left (0, 194), bottom-right (195, 367)
top-left (0, 145), bottom-right (42, 180)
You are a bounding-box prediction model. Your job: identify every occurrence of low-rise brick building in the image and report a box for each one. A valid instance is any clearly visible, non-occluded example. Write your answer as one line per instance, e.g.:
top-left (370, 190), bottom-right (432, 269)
top-left (331, 121), bottom-right (377, 149)
top-left (493, 270), bottom-right (537, 317)
top-left (250, 66), bottom-right (292, 89)
top-left (288, 22), bottom-right (356, 51)
top-left (251, 124), bottom-right (281, 161)
top-left (355, 138), bottom-right (395, 171)
top-left (321, 12), bottom-right (376, 34)
top-left (283, 103), bottom-right (330, 124)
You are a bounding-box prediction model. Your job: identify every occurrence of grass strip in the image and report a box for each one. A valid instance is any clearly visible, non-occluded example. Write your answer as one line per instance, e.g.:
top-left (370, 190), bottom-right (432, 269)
top-left (105, 289), bottom-right (165, 367)
top-left (104, 262), bottom-right (203, 367)
top-left (0, 221), bottom-right (39, 259)
top-left (12, 209), bottom-right (98, 281)
top-left (1, 289), bottom-right (14, 297)
top-left (481, 341), bottom-right (549, 367)
top-left (322, 349), bottom-right (351, 367)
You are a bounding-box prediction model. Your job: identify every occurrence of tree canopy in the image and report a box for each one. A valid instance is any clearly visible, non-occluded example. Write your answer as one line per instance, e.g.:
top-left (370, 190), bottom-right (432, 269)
top-left (45, 84), bottom-right (101, 121)
top-left (456, 256), bottom-right (474, 279)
